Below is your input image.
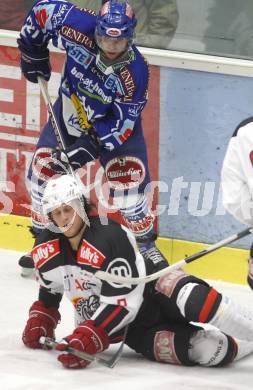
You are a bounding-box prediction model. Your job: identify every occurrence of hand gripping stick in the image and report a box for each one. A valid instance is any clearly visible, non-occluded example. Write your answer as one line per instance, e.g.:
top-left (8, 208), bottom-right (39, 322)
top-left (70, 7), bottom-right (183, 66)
top-left (40, 324), bottom-right (128, 368)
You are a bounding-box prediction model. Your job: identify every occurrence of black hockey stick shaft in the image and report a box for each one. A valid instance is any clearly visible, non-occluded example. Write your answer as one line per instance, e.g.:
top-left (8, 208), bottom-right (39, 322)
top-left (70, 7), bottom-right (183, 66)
top-left (37, 76), bottom-right (92, 227)
top-left (38, 76), bottom-right (66, 149)
top-left (96, 227), bottom-right (253, 284)
top-left (37, 76), bottom-right (75, 176)
top-left (184, 226), bottom-right (252, 265)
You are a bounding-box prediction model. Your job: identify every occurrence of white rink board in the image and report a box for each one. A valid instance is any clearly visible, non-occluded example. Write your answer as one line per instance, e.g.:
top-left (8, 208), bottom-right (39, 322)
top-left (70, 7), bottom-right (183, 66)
top-left (1, 248), bottom-right (253, 390)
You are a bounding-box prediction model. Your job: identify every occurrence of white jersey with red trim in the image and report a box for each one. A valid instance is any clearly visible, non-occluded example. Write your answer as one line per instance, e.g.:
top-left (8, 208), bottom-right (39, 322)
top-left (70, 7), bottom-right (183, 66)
top-left (31, 216), bottom-right (147, 337)
top-left (221, 117), bottom-right (253, 226)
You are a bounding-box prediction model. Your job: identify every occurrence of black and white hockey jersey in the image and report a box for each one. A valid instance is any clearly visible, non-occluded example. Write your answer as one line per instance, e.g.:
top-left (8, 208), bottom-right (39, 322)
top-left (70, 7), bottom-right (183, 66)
top-left (32, 217), bottom-right (147, 338)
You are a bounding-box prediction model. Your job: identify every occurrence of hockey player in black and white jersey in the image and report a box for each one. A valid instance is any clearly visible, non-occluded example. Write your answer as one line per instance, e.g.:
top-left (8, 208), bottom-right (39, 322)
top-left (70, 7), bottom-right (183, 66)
top-left (221, 117), bottom-right (253, 289)
top-left (22, 174), bottom-right (253, 369)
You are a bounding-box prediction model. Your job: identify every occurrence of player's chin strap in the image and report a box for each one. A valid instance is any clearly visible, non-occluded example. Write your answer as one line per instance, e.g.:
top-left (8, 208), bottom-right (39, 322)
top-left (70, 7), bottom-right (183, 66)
top-left (39, 325), bottom-right (128, 369)
top-left (95, 47), bottom-right (135, 75)
top-left (37, 76), bottom-right (90, 227)
top-left (95, 227), bottom-right (253, 285)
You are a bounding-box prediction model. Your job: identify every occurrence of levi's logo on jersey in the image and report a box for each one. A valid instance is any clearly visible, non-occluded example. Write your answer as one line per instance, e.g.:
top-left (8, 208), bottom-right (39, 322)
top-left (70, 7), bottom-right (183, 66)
top-left (77, 239), bottom-right (105, 268)
top-left (32, 239), bottom-right (60, 268)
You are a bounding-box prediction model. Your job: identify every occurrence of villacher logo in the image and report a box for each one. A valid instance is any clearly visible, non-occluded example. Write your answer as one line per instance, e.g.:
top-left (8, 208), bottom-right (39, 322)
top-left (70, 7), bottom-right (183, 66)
top-left (105, 156), bottom-right (146, 190)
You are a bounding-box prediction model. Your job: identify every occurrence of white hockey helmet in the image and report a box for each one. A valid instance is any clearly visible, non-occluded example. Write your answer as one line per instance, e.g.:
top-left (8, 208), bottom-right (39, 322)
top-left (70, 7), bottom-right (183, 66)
top-left (42, 174), bottom-right (87, 216)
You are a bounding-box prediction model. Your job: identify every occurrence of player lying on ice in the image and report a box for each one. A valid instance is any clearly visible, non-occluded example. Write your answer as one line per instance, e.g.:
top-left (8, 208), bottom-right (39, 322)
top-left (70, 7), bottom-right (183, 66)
top-left (22, 174), bottom-right (253, 369)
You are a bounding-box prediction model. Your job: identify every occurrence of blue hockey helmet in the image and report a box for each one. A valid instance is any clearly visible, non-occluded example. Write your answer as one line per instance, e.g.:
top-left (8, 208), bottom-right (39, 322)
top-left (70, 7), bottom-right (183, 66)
top-left (96, 1), bottom-right (137, 42)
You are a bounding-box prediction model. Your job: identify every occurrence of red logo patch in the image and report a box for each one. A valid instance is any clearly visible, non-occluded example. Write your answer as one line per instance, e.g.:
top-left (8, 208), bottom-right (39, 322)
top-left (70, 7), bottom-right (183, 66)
top-left (123, 214), bottom-right (154, 235)
top-left (119, 128), bottom-right (133, 143)
top-left (155, 269), bottom-right (189, 298)
top-left (154, 331), bottom-right (180, 364)
top-left (32, 147), bottom-right (56, 181)
top-left (106, 28), bottom-right (122, 37)
top-left (105, 156), bottom-right (145, 190)
top-left (32, 239), bottom-right (60, 268)
top-left (35, 9), bottom-right (48, 29)
top-left (77, 239), bottom-right (105, 268)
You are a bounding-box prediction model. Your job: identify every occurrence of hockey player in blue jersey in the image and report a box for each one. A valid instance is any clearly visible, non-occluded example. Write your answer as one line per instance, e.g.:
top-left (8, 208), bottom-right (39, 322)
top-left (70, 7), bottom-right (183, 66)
top-left (17, 0), bottom-right (165, 272)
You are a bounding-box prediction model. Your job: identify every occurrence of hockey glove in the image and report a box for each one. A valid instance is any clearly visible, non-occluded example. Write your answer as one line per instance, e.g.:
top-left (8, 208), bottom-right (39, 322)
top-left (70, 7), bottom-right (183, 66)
top-left (52, 133), bottom-right (100, 170)
top-left (22, 300), bottom-right (60, 349)
top-left (57, 320), bottom-right (109, 369)
top-left (17, 38), bottom-right (51, 83)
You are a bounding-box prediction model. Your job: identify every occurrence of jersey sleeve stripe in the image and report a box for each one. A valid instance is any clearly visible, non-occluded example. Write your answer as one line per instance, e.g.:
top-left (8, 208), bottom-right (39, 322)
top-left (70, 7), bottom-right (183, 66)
top-left (99, 305), bottom-right (124, 329)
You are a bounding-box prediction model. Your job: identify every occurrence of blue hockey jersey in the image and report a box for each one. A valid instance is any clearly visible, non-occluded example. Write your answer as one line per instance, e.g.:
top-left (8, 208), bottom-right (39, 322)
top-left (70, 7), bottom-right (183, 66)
top-left (19, 0), bottom-right (149, 151)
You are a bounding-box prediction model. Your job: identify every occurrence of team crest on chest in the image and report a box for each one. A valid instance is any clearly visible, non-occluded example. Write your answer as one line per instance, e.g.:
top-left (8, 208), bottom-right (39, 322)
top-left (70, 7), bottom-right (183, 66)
top-left (77, 239), bottom-right (105, 268)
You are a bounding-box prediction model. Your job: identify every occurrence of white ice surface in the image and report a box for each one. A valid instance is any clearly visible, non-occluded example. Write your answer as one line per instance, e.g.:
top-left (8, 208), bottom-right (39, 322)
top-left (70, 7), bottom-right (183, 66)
top-left (1, 248), bottom-right (253, 390)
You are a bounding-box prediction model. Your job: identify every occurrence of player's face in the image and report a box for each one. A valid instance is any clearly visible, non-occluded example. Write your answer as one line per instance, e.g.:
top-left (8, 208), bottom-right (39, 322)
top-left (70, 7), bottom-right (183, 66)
top-left (50, 202), bottom-right (84, 238)
top-left (99, 36), bottom-right (128, 60)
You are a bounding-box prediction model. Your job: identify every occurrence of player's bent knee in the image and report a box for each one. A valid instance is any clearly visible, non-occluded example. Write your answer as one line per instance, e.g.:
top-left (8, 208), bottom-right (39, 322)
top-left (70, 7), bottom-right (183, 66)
top-left (152, 329), bottom-right (193, 366)
top-left (141, 326), bottom-right (237, 367)
top-left (176, 282), bottom-right (222, 323)
top-left (155, 272), bottom-right (222, 324)
top-left (188, 329), bottom-right (237, 367)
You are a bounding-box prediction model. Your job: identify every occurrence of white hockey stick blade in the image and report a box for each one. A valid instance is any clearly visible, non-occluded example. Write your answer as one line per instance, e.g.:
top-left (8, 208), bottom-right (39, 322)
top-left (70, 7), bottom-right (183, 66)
top-left (96, 227), bottom-right (253, 285)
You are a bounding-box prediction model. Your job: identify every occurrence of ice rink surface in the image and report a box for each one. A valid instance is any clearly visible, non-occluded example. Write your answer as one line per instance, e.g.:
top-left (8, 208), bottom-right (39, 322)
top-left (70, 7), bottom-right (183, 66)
top-left (1, 248), bottom-right (253, 390)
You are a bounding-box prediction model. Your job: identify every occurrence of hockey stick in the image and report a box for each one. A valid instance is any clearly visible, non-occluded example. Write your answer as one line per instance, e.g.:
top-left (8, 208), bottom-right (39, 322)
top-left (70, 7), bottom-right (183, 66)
top-left (19, 77), bottom-right (72, 274)
top-left (40, 325), bottom-right (128, 369)
top-left (40, 336), bottom-right (113, 368)
top-left (95, 227), bottom-right (253, 285)
top-left (37, 76), bottom-right (91, 227)
top-left (38, 77), bottom-right (66, 150)
top-left (37, 76), bottom-right (75, 176)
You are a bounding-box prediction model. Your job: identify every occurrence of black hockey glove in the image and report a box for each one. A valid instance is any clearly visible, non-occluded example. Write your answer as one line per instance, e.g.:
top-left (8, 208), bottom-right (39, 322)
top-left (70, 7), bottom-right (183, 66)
top-left (52, 133), bottom-right (100, 170)
top-left (17, 38), bottom-right (51, 83)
